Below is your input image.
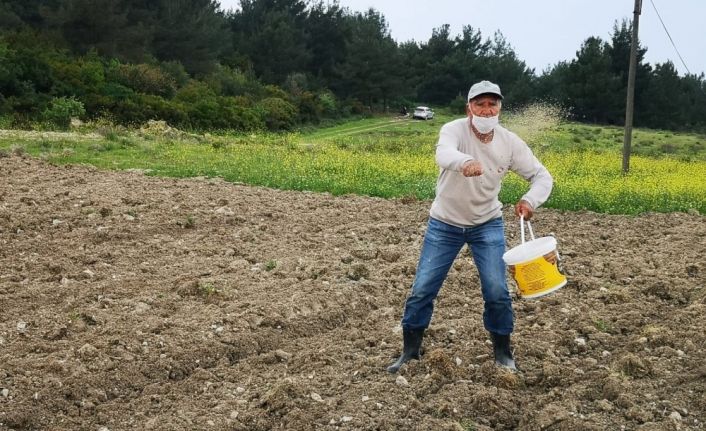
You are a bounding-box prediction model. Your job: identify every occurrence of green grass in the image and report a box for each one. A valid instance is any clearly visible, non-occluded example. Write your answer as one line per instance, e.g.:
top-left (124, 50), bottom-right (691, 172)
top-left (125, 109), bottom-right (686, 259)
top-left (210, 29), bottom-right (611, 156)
top-left (543, 123), bottom-right (706, 160)
top-left (1, 110), bottom-right (704, 215)
top-left (593, 319), bottom-right (614, 333)
top-left (198, 282), bottom-right (218, 298)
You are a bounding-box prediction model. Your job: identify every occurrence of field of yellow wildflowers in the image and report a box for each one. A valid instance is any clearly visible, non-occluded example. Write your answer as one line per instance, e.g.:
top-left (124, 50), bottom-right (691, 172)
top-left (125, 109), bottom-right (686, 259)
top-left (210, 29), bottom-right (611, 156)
top-left (1, 107), bottom-right (704, 214)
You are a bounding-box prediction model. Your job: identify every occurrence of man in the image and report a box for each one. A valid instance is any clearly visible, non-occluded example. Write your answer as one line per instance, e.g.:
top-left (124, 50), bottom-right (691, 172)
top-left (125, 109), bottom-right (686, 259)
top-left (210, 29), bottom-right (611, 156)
top-left (387, 80), bottom-right (553, 373)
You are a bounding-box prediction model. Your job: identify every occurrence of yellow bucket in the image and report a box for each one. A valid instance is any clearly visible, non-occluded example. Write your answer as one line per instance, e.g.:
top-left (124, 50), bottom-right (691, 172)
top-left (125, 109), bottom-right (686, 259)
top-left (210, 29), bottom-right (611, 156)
top-left (503, 218), bottom-right (566, 299)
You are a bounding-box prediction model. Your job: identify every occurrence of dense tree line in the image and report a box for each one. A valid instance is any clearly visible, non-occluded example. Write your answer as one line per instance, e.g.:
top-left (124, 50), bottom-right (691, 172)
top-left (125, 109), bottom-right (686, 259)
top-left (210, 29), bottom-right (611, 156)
top-left (0, 0), bottom-right (704, 131)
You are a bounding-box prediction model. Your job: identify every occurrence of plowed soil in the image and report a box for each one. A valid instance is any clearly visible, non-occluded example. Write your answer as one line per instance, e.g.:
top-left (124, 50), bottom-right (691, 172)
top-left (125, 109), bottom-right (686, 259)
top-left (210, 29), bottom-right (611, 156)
top-left (1, 154), bottom-right (704, 430)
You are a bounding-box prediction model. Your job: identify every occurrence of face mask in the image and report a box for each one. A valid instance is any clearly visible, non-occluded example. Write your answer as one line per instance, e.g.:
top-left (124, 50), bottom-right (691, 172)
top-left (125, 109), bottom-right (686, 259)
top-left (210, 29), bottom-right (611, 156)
top-left (471, 115), bottom-right (499, 134)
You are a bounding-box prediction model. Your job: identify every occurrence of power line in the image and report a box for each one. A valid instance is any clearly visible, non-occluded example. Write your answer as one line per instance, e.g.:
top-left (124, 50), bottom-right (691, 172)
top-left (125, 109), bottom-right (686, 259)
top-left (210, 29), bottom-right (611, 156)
top-left (648, 0), bottom-right (691, 74)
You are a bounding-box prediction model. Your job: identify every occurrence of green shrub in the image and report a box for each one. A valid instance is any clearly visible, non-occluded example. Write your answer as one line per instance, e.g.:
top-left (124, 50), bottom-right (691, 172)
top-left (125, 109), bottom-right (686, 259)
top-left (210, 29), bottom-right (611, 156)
top-left (343, 98), bottom-right (367, 116)
top-left (204, 65), bottom-right (252, 97)
top-left (185, 99), bottom-right (221, 129)
top-left (449, 94), bottom-right (467, 115)
top-left (217, 98), bottom-right (265, 131)
top-left (48, 61), bottom-right (85, 96)
top-left (263, 85), bottom-right (289, 100)
top-left (42, 97), bottom-right (86, 129)
top-left (295, 91), bottom-right (323, 124)
top-left (180, 96), bottom-right (264, 131)
top-left (283, 73), bottom-right (309, 95)
top-left (114, 63), bottom-right (177, 98)
top-left (78, 54), bottom-right (106, 88)
top-left (81, 93), bottom-right (118, 120)
top-left (0, 93), bottom-right (8, 115)
top-left (256, 97), bottom-right (298, 131)
top-left (99, 82), bottom-right (134, 100)
top-left (8, 112), bottom-right (32, 130)
top-left (0, 42), bottom-right (10, 84)
top-left (175, 81), bottom-right (217, 104)
top-left (318, 91), bottom-right (338, 116)
top-left (160, 61), bottom-right (190, 87)
top-left (231, 95), bottom-right (253, 107)
top-left (111, 94), bottom-right (187, 128)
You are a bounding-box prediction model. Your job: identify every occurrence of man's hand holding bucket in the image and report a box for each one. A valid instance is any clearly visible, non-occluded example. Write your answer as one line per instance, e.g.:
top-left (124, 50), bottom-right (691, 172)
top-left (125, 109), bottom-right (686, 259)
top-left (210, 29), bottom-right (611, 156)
top-left (514, 199), bottom-right (534, 220)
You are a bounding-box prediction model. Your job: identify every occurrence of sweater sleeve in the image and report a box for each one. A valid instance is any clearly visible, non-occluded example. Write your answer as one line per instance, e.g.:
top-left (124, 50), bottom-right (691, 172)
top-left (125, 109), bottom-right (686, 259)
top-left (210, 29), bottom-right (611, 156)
top-left (510, 140), bottom-right (553, 209)
top-left (435, 123), bottom-right (473, 171)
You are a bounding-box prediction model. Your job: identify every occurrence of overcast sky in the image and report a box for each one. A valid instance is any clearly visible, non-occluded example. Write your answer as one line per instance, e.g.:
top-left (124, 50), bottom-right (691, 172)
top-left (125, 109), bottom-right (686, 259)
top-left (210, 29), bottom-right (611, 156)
top-left (217, 0), bottom-right (705, 77)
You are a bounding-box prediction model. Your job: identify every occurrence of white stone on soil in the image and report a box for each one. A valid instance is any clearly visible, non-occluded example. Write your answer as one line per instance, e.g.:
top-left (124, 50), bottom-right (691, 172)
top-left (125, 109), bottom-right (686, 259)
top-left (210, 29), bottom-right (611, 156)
top-left (78, 343), bottom-right (99, 359)
top-left (395, 376), bottom-right (409, 386)
top-left (215, 207), bottom-right (234, 216)
top-left (16, 321), bottom-right (27, 332)
top-left (274, 350), bottom-right (291, 361)
top-left (134, 302), bottom-right (151, 314)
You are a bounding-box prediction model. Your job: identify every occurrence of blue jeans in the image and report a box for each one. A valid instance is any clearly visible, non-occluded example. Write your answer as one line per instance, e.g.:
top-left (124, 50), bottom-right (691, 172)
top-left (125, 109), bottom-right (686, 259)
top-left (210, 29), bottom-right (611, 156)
top-left (401, 217), bottom-right (513, 335)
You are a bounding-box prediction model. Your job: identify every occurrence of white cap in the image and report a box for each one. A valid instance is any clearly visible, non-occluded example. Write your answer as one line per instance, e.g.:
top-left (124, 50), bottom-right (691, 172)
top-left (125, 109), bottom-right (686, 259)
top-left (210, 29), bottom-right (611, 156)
top-left (467, 80), bottom-right (503, 101)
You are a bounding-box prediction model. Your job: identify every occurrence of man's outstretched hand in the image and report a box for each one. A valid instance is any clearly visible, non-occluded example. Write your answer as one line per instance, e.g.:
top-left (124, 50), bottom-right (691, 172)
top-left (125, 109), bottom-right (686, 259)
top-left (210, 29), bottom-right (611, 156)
top-left (515, 200), bottom-right (534, 220)
top-left (461, 160), bottom-right (483, 177)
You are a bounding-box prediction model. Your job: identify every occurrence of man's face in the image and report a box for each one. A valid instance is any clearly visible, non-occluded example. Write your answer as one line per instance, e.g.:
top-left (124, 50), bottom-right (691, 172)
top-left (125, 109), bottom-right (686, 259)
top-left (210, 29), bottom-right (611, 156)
top-left (467, 95), bottom-right (501, 118)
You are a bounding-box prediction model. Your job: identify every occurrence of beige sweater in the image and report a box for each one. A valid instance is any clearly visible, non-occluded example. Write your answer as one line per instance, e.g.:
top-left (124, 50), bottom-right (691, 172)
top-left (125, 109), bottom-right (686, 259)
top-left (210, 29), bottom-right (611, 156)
top-left (429, 117), bottom-right (553, 227)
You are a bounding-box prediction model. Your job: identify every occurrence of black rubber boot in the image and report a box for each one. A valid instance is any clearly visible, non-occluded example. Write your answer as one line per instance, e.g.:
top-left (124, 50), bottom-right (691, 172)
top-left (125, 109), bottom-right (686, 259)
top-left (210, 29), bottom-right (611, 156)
top-left (387, 328), bottom-right (424, 373)
top-left (490, 332), bottom-right (517, 371)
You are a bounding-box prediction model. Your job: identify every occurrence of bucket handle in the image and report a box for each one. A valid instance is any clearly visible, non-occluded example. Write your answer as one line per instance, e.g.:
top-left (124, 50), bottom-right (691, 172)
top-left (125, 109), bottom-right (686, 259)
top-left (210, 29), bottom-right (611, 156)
top-left (519, 215), bottom-right (535, 244)
top-left (520, 215), bottom-right (562, 262)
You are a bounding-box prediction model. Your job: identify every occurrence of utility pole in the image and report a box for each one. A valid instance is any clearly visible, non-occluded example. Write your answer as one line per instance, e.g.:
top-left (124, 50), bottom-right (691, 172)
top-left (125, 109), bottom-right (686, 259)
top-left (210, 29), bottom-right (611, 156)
top-left (622, 0), bottom-right (642, 175)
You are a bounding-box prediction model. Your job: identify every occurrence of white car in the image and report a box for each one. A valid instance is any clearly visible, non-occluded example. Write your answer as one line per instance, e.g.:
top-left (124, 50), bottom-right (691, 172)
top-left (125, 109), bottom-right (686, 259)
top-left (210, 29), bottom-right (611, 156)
top-left (413, 106), bottom-right (434, 120)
